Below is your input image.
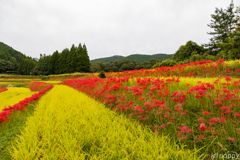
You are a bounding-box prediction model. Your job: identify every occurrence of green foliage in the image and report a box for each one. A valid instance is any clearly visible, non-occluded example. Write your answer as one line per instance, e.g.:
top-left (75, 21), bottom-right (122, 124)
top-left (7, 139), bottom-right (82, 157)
top-left (0, 104), bottom-right (36, 159)
top-left (172, 41), bottom-right (205, 62)
top-left (205, 1), bottom-right (237, 55)
top-left (91, 54), bottom-right (173, 63)
top-left (98, 70), bottom-right (106, 78)
top-left (0, 42), bottom-right (26, 73)
top-left (152, 59), bottom-right (177, 68)
top-left (90, 62), bottom-right (105, 73)
top-left (38, 43), bottom-right (90, 75)
top-left (217, 7), bottom-right (240, 60)
top-left (18, 57), bottom-right (37, 75)
top-left (48, 50), bottom-right (60, 74)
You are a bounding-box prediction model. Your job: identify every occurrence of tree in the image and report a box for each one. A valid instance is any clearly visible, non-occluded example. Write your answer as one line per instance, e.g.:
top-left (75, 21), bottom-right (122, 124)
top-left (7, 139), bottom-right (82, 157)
top-left (77, 44), bottom-right (90, 72)
top-left (217, 6), bottom-right (240, 60)
top-left (172, 41), bottom-right (205, 62)
top-left (48, 50), bottom-right (59, 74)
top-left (205, 1), bottom-right (237, 55)
top-left (58, 48), bottom-right (69, 74)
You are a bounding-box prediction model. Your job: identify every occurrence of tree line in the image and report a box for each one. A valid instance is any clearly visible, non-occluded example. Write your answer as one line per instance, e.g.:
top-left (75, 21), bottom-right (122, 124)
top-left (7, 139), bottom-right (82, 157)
top-left (90, 59), bottom-right (160, 73)
top-left (170, 1), bottom-right (240, 65)
top-left (30, 43), bottom-right (90, 75)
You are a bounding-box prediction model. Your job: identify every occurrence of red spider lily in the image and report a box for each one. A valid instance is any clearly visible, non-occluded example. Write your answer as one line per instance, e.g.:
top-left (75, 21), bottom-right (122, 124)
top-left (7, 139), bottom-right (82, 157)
top-left (199, 123), bottom-right (206, 131)
top-left (0, 88), bottom-right (8, 93)
top-left (203, 111), bottom-right (210, 115)
top-left (198, 135), bottom-right (205, 140)
top-left (133, 105), bottom-right (144, 113)
top-left (160, 124), bottom-right (166, 128)
top-left (181, 136), bottom-right (188, 140)
top-left (236, 112), bottom-right (240, 117)
top-left (219, 117), bottom-right (227, 123)
top-left (227, 137), bottom-right (236, 142)
top-left (138, 96), bottom-right (146, 101)
top-left (177, 126), bottom-right (189, 133)
top-left (225, 76), bottom-right (232, 82)
top-left (209, 118), bottom-right (219, 125)
top-left (178, 133), bottom-right (181, 138)
top-left (186, 129), bottom-right (193, 133)
top-left (198, 117), bottom-right (204, 123)
top-left (212, 132), bottom-right (218, 135)
top-left (181, 110), bottom-right (187, 115)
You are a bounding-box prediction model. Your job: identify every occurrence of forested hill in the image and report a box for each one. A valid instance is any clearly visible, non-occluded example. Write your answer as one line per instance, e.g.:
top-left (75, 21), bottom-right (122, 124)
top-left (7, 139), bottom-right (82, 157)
top-left (0, 42), bottom-right (25, 73)
top-left (91, 54), bottom-right (173, 63)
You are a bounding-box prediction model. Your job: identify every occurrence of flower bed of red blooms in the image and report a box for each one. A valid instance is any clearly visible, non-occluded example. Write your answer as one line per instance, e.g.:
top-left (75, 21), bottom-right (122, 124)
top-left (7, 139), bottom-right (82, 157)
top-left (0, 88), bottom-right (7, 94)
top-left (26, 82), bottom-right (50, 92)
top-left (62, 59), bottom-right (240, 155)
top-left (0, 85), bottom-right (53, 123)
top-left (106, 58), bottom-right (240, 78)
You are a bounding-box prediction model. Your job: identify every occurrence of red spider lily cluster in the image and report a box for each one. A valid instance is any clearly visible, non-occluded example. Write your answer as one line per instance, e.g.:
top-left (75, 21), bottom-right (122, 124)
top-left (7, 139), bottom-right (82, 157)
top-left (0, 88), bottom-right (7, 94)
top-left (62, 72), bottom-right (240, 154)
top-left (0, 85), bottom-right (53, 123)
top-left (105, 59), bottom-right (240, 78)
top-left (26, 82), bottom-right (50, 92)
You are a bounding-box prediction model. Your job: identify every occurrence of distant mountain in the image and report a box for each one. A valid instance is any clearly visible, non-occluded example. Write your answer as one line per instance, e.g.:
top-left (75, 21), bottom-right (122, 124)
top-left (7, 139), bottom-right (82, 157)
top-left (91, 53), bottom-right (173, 63)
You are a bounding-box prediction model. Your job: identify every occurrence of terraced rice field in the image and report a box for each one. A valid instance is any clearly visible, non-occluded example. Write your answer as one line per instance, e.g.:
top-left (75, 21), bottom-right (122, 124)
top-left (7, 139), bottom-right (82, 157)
top-left (0, 59), bottom-right (240, 159)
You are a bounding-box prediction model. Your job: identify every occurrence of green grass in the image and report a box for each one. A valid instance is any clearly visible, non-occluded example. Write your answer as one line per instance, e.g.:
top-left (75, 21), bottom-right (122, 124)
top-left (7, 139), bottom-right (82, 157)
top-left (0, 104), bottom-right (36, 160)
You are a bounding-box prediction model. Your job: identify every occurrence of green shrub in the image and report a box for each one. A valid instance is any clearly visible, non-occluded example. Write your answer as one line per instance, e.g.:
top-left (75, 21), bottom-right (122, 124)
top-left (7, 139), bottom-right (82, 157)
top-left (152, 59), bottom-right (177, 68)
top-left (98, 70), bottom-right (106, 78)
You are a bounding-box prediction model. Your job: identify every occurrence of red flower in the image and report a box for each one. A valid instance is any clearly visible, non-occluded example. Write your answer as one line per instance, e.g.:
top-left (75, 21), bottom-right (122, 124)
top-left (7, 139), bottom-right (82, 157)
top-left (178, 133), bottom-right (181, 138)
top-left (212, 132), bottom-right (218, 135)
top-left (203, 111), bottom-right (210, 115)
top-left (199, 123), bottom-right (206, 131)
top-left (227, 137), bottom-right (236, 142)
top-left (198, 135), bottom-right (205, 140)
top-left (160, 124), bottom-right (166, 128)
top-left (235, 112), bottom-right (240, 117)
top-left (198, 117), bottom-right (204, 123)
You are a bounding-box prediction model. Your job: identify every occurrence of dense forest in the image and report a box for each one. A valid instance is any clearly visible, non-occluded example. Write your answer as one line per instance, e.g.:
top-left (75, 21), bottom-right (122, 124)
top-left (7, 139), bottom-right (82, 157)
top-left (0, 42), bottom-right (22, 73)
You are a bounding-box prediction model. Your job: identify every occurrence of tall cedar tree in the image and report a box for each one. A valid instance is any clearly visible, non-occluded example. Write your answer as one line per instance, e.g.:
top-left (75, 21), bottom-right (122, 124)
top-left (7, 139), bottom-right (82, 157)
top-left (205, 1), bottom-right (237, 55)
top-left (76, 43), bottom-right (83, 72)
top-left (48, 50), bottom-right (59, 74)
top-left (81, 44), bottom-right (90, 72)
top-left (58, 48), bottom-right (69, 74)
top-left (67, 44), bottom-right (77, 73)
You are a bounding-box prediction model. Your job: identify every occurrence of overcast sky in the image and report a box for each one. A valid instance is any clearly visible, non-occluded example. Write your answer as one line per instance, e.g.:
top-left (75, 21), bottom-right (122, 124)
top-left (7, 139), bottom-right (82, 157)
top-left (0, 0), bottom-right (239, 60)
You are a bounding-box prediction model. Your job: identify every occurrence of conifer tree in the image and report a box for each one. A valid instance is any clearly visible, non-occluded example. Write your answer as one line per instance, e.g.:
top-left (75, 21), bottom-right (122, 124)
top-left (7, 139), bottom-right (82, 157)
top-left (81, 44), bottom-right (90, 72)
top-left (217, 6), bottom-right (240, 59)
top-left (76, 43), bottom-right (83, 72)
top-left (48, 50), bottom-right (59, 74)
top-left (205, 1), bottom-right (237, 55)
top-left (66, 44), bottom-right (77, 73)
top-left (58, 48), bottom-right (69, 74)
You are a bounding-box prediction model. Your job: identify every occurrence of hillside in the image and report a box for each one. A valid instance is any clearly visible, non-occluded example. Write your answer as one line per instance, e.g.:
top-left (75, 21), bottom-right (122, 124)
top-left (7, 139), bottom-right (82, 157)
top-left (0, 42), bottom-right (27, 73)
top-left (91, 53), bottom-right (173, 63)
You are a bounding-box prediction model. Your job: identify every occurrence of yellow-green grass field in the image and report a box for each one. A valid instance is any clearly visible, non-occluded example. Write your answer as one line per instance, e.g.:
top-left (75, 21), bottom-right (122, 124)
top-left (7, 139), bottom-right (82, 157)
top-left (10, 85), bottom-right (202, 159)
top-left (0, 87), bottom-right (37, 111)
